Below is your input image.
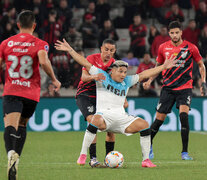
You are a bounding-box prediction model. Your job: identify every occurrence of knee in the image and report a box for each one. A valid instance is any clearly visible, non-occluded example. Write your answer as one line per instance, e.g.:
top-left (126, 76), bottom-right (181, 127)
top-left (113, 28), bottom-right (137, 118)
top-left (86, 115), bottom-right (93, 123)
top-left (91, 115), bottom-right (106, 130)
top-left (141, 120), bottom-right (149, 130)
top-left (19, 118), bottom-right (28, 127)
top-left (179, 112), bottom-right (189, 128)
top-left (106, 132), bottom-right (115, 139)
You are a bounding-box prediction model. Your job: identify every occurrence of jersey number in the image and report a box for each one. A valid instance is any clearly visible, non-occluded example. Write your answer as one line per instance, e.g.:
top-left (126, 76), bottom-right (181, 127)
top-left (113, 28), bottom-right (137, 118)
top-left (8, 55), bottom-right (33, 79)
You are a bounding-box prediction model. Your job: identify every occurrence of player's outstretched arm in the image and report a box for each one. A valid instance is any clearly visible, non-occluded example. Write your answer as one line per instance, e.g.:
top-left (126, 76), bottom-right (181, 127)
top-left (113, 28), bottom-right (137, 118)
top-left (197, 60), bottom-right (206, 96)
top-left (82, 70), bottom-right (106, 82)
top-left (138, 55), bottom-right (176, 82)
top-left (143, 62), bottom-right (161, 90)
top-left (38, 50), bottom-right (61, 92)
top-left (55, 39), bottom-right (92, 72)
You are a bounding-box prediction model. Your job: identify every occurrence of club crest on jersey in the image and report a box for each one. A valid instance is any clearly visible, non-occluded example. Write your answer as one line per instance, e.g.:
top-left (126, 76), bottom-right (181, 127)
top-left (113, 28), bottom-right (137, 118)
top-left (87, 106), bottom-right (94, 113)
top-left (181, 51), bottom-right (188, 59)
top-left (44, 45), bottom-right (49, 52)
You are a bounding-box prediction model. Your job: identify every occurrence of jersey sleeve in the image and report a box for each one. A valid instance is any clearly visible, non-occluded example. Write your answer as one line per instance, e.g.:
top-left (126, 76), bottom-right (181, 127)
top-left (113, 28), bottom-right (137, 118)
top-left (38, 40), bottom-right (49, 54)
top-left (89, 65), bottom-right (106, 75)
top-left (156, 44), bottom-right (165, 64)
top-left (191, 44), bottom-right (202, 62)
top-left (0, 40), bottom-right (6, 59)
top-left (83, 55), bottom-right (94, 71)
top-left (125, 74), bottom-right (139, 87)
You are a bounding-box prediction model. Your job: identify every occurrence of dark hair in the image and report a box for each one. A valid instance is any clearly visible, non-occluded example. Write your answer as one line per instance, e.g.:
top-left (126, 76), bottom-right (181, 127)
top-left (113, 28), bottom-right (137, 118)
top-left (168, 21), bottom-right (182, 31)
top-left (17, 10), bottom-right (35, 29)
top-left (102, 39), bottom-right (116, 47)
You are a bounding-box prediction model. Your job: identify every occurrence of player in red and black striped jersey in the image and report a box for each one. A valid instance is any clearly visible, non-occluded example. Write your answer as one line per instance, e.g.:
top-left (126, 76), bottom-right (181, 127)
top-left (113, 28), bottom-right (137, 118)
top-left (144, 21), bottom-right (206, 160)
top-left (76, 39), bottom-right (118, 167)
top-left (0, 11), bottom-right (61, 179)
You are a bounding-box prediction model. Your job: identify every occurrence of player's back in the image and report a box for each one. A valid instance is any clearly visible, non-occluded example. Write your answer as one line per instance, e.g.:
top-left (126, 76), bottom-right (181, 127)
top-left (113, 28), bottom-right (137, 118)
top-left (0, 33), bottom-right (49, 102)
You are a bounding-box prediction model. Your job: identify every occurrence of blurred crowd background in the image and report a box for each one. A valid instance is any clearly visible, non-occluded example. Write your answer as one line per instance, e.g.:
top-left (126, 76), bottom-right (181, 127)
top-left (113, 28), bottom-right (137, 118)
top-left (0, 0), bottom-right (207, 97)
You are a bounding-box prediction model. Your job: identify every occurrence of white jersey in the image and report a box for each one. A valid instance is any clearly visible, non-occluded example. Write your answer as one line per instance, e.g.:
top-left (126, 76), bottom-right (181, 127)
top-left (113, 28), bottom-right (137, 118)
top-left (89, 66), bottom-right (139, 114)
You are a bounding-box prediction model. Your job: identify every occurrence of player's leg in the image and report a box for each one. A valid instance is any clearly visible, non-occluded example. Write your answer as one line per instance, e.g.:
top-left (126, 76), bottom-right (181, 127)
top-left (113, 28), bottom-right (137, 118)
top-left (3, 96), bottom-right (22, 179)
top-left (105, 132), bottom-right (115, 155)
top-left (176, 89), bottom-right (193, 160)
top-left (150, 88), bottom-right (175, 159)
top-left (77, 114), bottom-right (106, 166)
top-left (150, 112), bottom-right (166, 143)
top-left (125, 118), bottom-right (156, 167)
top-left (86, 114), bottom-right (104, 167)
top-left (15, 98), bottom-right (37, 158)
top-left (15, 117), bottom-right (29, 157)
top-left (86, 115), bottom-right (97, 158)
top-left (76, 96), bottom-right (100, 166)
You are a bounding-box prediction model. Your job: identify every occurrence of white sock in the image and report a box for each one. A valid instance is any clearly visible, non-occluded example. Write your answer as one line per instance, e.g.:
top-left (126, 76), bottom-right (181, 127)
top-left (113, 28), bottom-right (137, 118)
top-left (8, 150), bottom-right (15, 160)
top-left (80, 130), bottom-right (96, 155)
top-left (140, 135), bottom-right (150, 161)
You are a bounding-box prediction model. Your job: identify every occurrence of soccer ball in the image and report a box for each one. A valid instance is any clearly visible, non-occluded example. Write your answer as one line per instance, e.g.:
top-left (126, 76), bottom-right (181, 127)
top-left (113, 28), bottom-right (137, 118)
top-left (104, 151), bottom-right (124, 168)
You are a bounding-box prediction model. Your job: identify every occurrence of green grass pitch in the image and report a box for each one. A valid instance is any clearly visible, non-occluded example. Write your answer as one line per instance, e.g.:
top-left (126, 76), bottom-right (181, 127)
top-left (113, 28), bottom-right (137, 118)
top-left (0, 131), bottom-right (207, 180)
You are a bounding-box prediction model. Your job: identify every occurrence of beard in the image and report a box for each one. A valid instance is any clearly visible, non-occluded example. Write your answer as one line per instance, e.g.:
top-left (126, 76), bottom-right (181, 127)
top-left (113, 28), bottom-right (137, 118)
top-left (171, 37), bottom-right (181, 44)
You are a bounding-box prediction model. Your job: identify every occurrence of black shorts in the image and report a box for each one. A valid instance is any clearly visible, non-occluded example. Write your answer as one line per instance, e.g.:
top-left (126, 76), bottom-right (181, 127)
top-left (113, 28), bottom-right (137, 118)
top-left (3, 95), bottom-right (37, 118)
top-left (76, 95), bottom-right (96, 121)
top-left (156, 88), bottom-right (192, 114)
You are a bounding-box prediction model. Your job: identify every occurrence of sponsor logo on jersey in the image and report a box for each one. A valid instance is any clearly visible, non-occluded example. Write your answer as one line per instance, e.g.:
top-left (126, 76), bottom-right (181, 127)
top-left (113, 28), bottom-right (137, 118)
top-left (7, 41), bottom-right (35, 47)
top-left (12, 79), bottom-right (31, 87)
top-left (96, 63), bottom-right (102, 68)
top-left (181, 48), bottom-right (188, 50)
top-left (44, 45), bottom-right (49, 52)
top-left (13, 48), bottom-right (28, 53)
top-left (165, 48), bottom-right (173, 50)
top-left (106, 84), bottom-right (126, 96)
top-left (8, 41), bottom-right (14, 47)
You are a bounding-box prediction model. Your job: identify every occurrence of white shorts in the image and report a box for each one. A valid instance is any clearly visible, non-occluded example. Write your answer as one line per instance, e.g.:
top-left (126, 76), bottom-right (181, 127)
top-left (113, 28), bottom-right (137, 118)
top-left (96, 110), bottom-right (138, 136)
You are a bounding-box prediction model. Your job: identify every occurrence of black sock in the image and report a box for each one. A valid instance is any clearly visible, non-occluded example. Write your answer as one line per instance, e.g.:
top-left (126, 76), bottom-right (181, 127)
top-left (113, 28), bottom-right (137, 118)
top-left (4, 126), bottom-right (17, 153)
top-left (180, 112), bottom-right (189, 152)
top-left (15, 126), bottom-right (27, 156)
top-left (140, 128), bottom-right (150, 137)
top-left (105, 141), bottom-right (115, 156)
top-left (89, 143), bottom-right (96, 159)
top-left (150, 119), bottom-right (164, 144)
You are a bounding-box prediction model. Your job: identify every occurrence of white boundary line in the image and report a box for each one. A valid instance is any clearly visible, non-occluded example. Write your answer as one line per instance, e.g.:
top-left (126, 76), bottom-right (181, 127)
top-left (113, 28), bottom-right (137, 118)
top-left (0, 161), bottom-right (206, 166)
top-left (191, 131), bottom-right (207, 135)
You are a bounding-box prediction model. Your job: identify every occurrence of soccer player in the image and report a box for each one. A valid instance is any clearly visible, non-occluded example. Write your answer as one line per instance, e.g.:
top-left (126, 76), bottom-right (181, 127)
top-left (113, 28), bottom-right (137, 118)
top-left (0, 10), bottom-right (61, 179)
top-left (76, 39), bottom-right (117, 167)
top-left (143, 21), bottom-right (206, 160)
top-left (55, 39), bottom-right (177, 168)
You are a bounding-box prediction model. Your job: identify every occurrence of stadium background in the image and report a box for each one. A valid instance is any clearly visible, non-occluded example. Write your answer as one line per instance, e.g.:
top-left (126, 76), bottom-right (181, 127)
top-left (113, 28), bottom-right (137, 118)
top-left (0, 0), bottom-right (207, 133)
top-left (0, 1), bottom-right (207, 179)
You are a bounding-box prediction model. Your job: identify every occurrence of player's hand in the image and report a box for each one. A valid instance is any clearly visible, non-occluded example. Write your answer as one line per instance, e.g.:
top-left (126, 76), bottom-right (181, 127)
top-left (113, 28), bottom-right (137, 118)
top-left (93, 73), bottom-right (106, 82)
top-left (163, 54), bottom-right (177, 69)
top-left (55, 39), bottom-right (72, 52)
top-left (143, 81), bottom-right (151, 90)
top-left (52, 79), bottom-right (61, 92)
top-left (200, 82), bottom-right (207, 96)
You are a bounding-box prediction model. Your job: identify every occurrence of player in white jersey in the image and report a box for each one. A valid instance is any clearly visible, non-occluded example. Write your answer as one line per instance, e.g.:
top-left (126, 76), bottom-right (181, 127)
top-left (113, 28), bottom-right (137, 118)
top-left (55, 39), bottom-right (177, 168)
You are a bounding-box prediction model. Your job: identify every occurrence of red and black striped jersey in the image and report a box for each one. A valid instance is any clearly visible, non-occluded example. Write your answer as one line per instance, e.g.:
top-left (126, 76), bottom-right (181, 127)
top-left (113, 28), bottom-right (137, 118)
top-left (157, 40), bottom-right (202, 90)
top-left (76, 53), bottom-right (115, 98)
